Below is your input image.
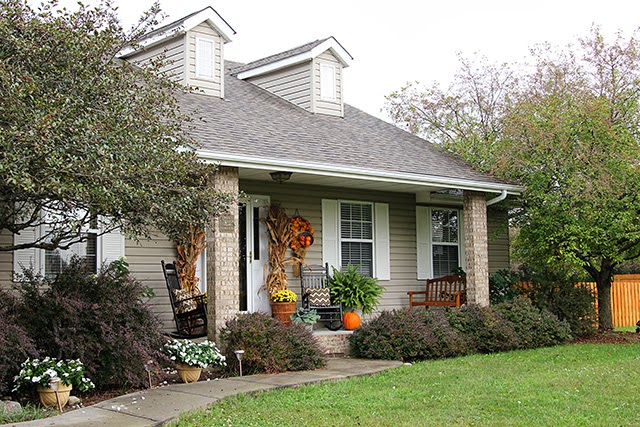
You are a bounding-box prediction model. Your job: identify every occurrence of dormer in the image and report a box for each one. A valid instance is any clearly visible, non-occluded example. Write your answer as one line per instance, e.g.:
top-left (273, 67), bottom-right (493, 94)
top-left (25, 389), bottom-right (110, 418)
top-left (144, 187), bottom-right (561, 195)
top-left (119, 7), bottom-right (235, 98)
top-left (234, 37), bottom-right (352, 117)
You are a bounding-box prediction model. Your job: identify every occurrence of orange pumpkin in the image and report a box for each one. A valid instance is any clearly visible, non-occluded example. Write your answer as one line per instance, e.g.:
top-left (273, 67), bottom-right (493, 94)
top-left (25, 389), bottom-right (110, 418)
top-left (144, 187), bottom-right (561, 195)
top-left (343, 311), bottom-right (361, 330)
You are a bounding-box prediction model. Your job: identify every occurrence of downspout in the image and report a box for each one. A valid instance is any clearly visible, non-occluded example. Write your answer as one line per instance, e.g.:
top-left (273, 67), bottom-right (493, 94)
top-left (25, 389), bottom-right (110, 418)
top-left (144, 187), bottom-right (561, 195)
top-left (487, 189), bottom-right (508, 206)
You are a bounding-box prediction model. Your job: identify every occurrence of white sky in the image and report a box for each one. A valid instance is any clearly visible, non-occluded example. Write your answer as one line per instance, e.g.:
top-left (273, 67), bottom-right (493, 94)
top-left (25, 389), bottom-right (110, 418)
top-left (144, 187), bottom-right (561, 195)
top-left (83, 1), bottom-right (640, 119)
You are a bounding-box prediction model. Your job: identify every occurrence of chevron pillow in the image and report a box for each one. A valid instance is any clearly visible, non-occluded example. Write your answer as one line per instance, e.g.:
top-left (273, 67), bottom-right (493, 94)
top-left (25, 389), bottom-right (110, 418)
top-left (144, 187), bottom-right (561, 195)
top-left (173, 289), bottom-right (197, 314)
top-left (307, 288), bottom-right (331, 307)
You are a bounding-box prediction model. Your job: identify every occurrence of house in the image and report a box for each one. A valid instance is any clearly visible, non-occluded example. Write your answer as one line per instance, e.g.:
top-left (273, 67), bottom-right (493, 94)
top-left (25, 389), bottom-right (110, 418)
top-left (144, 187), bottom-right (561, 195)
top-left (1, 7), bottom-right (521, 334)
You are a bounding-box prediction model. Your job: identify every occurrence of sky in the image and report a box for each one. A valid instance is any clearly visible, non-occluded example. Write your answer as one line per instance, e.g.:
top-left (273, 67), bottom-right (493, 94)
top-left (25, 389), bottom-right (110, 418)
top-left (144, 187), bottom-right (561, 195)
top-left (74, 1), bottom-right (640, 120)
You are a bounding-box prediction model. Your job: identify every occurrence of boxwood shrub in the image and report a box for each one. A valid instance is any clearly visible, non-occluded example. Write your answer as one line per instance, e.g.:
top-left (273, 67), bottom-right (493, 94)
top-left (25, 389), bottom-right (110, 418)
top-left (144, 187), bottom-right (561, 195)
top-left (219, 312), bottom-right (326, 375)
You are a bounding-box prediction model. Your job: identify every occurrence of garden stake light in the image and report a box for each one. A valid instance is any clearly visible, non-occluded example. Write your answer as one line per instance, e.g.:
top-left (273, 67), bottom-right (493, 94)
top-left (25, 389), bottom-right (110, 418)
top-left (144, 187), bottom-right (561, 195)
top-left (49, 377), bottom-right (63, 413)
top-left (234, 350), bottom-right (245, 377)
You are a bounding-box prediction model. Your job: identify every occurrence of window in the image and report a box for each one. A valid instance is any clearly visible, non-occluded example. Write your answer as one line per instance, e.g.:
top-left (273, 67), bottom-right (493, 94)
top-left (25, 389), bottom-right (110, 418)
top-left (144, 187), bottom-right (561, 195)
top-left (431, 209), bottom-right (459, 277)
top-left (320, 63), bottom-right (336, 101)
top-left (196, 38), bottom-right (215, 79)
top-left (339, 202), bottom-right (373, 277)
top-left (44, 233), bottom-right (98, 279)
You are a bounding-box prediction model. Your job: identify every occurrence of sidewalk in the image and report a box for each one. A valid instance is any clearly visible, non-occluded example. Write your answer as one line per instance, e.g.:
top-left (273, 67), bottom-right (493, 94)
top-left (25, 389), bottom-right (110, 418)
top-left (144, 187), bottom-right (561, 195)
top-left (11, 358), bottom-right (403, 427)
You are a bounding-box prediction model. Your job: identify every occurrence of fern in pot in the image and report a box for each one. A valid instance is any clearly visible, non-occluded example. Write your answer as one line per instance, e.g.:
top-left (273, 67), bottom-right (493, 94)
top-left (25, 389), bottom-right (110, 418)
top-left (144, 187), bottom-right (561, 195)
top-left (329, 264), bottom-right (384, 330)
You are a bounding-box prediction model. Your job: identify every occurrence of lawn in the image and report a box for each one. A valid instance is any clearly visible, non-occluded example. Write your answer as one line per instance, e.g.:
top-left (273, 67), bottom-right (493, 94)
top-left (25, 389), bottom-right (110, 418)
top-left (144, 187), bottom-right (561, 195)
top-left (170, 343), bottom-right (640, 427)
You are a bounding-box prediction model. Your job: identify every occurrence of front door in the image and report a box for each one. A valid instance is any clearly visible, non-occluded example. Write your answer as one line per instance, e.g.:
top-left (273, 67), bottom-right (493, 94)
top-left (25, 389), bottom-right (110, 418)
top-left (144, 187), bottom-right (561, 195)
top-left (239, 195), bottom-right (270, 313)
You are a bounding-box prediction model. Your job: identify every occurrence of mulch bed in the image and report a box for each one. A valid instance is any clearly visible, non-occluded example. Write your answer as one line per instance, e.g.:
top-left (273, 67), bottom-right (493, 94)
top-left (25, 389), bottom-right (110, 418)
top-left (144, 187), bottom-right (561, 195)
top-left (571, 331), bottom-right (640, 345)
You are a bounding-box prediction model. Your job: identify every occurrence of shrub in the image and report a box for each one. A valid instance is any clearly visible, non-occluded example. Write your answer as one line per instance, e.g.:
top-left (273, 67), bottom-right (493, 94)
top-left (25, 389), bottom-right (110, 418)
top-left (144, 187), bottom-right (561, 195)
top-left (14, 257), bottom-right (165, 390)
top-left (446, 305), bottom-right (519, 354)
top-left (494, 298), bottom-right (572, 349)
top-left (219, 312), bottom-right (325, 375)
top-left (349, 309), bottom-right (467, 361)
top-left (489, 269), bottom-right (521, 305)
top-left (521, 268), bottom-right (597, 337)
top-left (0, 290), bottom-right (37, 395)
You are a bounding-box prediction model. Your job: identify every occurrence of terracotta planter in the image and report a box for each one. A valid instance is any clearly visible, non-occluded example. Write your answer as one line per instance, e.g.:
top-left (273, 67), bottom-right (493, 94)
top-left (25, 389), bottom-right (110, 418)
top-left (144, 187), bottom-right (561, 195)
top-left (271, 301), bottom-right (296, 324)
top-left (176, 363), bottom-right (202, 383)
top-left (36, 383), bottom-right (72, 408)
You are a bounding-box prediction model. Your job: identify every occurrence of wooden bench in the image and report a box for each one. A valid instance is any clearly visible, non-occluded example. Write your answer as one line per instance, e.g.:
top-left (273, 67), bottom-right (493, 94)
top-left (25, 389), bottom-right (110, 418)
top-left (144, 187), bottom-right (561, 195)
top-left (408, 275), bottom-right (466, 309)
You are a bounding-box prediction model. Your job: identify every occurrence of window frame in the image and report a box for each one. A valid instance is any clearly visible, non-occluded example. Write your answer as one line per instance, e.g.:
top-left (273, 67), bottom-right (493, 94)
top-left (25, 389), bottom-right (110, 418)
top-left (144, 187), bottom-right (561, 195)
top-left (430, 208), bottom-right (461, 278)
top-left (338, 201), bottom-right (374, 277)
top-left (319, 62), bottom-right (336, 101)
top-left (195, 37), bottom-right (216, 81)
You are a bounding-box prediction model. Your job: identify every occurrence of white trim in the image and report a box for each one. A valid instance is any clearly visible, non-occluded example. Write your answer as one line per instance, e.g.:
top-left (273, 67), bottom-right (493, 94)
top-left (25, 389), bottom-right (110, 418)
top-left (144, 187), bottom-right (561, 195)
top-left (237, 37), bottom-right (352, 80)
top-left (374, 203), bottom-right (390, 280)
top-left (118, 7), bottom-right (235, 57)
top-left (197, 150), bottom-right (523, 195)
top-left (416, 206), bottom-right (430, 280)
top-left (321, 199), bottom-right (340, 271)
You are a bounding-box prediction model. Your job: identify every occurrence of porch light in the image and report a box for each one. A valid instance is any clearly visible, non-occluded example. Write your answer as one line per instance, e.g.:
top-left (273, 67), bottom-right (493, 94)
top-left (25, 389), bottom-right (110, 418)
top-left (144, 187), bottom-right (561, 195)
top-left (234, 349), bottom-right (245, 377)
top-left (270, 171), bottom-right (292, 184)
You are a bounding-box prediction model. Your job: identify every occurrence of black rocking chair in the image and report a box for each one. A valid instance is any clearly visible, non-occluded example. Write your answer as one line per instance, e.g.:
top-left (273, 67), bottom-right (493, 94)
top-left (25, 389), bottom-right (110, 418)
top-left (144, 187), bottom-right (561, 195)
top-left (300, 263), bottom-right (343, 331)
top-left (161, 260), bottom-right (207, 338)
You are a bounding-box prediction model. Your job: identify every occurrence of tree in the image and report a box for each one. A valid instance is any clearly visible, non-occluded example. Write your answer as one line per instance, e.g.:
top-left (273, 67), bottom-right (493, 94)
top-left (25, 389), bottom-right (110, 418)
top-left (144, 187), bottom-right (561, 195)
top-left (386, 28), bottom-right (640, 330)
top-left (0, 0), bottom-right (233, 252)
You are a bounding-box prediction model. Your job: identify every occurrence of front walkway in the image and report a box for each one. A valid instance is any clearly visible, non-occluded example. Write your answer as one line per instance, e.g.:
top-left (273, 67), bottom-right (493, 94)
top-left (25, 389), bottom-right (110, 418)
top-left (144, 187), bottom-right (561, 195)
top-left (14, 358), bottom-right (403, 427)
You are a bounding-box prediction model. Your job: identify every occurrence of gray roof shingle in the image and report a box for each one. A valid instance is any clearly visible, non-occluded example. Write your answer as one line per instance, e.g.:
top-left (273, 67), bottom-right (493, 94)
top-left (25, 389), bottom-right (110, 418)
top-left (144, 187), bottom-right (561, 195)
top-left (180, 61), bottom-right (506, 186)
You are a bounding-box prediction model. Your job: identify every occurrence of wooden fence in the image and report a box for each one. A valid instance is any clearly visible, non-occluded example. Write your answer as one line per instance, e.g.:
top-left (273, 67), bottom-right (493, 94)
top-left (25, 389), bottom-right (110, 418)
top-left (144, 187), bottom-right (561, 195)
top-left (589, 274), bottom-right (640, 328)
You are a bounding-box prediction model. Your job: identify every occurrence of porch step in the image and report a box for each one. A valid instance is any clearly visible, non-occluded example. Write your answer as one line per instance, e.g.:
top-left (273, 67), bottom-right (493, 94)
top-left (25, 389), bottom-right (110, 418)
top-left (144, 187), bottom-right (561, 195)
top-left (313, 329), bottom-right (353, 357)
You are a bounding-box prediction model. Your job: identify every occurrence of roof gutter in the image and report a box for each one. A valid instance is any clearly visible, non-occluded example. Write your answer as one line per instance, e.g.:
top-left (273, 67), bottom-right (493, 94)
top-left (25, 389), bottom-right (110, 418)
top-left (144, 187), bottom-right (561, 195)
top-left (198, 150), bottom-right (523, 195)
top-left (487, 189), bottom-right (508, 206)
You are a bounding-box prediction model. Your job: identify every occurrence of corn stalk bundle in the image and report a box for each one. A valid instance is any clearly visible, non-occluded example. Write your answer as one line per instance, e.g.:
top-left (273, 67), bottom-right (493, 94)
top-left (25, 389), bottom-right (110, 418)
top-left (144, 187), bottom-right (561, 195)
top-left (263, 205), bottom-right (294, 297)
top-left (176, 226), bottom-right (206, 296)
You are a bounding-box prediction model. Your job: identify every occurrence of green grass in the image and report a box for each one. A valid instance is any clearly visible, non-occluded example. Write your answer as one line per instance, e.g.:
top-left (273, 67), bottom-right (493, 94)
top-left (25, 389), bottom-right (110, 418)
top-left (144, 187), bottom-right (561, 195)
top-left (616, 326), bottom-right (637, 333)
top-left (170, 344), bottom-right (640, 427)
top-left (0, 403), bottom-right (58, 424)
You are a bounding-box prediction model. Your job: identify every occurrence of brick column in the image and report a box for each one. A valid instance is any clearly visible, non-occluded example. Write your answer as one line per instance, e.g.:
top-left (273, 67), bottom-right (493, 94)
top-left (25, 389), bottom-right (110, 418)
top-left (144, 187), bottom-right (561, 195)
top-left (463, 190), bottom-right (489, 306)
top-left (206, 166), bottom-right (240, 340)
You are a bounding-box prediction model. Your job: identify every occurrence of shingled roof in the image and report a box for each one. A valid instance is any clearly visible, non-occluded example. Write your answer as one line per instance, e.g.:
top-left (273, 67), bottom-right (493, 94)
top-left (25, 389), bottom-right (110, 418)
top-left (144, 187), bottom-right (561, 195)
top-left (231, 37), bottom-right (352, 76)
top-left (180, 61), bottom-right (513, 190)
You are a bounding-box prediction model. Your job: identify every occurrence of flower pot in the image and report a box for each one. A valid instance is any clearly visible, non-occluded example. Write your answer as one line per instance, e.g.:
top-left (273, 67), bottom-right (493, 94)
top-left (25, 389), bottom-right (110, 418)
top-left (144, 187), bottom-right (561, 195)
top-left (36, 383), bottom-right (72, 408)
top-left (176, 363), bottom-right (202, 383)
top-left (271, 301), bottom-right (296, 324)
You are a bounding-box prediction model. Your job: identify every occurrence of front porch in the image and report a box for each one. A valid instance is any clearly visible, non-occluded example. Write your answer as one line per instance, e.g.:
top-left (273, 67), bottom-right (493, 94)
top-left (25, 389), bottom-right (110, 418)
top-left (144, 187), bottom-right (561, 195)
top-left (203, 165), bottom-right (510, 339)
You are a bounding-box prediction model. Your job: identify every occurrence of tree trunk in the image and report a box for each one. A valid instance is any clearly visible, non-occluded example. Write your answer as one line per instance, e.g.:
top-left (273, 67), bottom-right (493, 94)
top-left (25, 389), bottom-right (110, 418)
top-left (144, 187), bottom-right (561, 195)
top-left (593, 269), bottom-right (614, 331)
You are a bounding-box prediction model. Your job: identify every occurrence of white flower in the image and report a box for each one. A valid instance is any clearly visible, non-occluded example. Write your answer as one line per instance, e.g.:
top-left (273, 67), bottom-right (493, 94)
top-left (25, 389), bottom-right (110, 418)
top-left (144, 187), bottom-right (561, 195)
top-left (32, 376), bottom-right (41, 383)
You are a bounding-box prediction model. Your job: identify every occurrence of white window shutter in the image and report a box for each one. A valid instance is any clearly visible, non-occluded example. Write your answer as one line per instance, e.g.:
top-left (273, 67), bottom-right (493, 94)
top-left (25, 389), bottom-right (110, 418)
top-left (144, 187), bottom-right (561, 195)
top-left (13, 227), bottom-right (38, 276)
top-left (321, 199), bottom-right (339, 271)
top-left (416, 206), bottom-right (431, 280)
top-left (99, 220), bottom-right (124, 265)
top-left (374, 203), bottom-right (390, 280)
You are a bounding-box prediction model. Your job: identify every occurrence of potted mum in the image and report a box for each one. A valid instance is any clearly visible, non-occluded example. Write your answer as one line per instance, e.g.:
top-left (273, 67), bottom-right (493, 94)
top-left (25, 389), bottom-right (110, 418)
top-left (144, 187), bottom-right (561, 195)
top-left (13, 357), bottom-right (95, 408)
top-left (270, 289), bottom-right (298, 324)
top-left (163, 339), bottom-right (226, 383)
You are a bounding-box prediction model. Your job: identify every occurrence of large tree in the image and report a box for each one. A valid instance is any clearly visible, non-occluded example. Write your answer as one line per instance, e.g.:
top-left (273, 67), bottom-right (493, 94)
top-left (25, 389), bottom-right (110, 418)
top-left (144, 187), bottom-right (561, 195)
top-left (0, 0), bottom-right (233, 251)
top-left (386, 29), bottom-right (640, 330)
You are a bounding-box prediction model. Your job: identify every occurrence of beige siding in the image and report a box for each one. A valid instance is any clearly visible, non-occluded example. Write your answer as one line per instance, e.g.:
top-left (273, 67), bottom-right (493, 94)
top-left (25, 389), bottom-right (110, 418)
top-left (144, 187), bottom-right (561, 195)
top-left (313, 51), bottom-right (343, 117)
top-left (0, 230), bottom-right (13, 291)
top-left (241, 180), bottom-right (419, 313)
top-left (126, 36), bottom-right (186, 83)
top-left (185, 23), bottom-right (223, 97)
top-left (247, 62), bottom-right (312, 111)
top-left (126, 234), bottom-right (178, 332)
top-left (488, 208), bottom-right (510, 274)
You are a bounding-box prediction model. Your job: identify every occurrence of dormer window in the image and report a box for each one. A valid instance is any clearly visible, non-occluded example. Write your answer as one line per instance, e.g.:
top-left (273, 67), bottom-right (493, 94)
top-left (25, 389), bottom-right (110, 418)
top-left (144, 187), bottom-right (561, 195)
top-left (320, 63), bottom-right (336, 101)
top-left (196, 37), bottom-right (215, 80)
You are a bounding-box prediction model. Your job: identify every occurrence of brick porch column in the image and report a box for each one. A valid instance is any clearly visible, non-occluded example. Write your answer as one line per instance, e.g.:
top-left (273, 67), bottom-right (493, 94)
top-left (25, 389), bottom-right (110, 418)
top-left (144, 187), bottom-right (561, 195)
top-left (206, 166), bottom-right (240, 339)
top-left (463, 190), bottom-right (489, 306)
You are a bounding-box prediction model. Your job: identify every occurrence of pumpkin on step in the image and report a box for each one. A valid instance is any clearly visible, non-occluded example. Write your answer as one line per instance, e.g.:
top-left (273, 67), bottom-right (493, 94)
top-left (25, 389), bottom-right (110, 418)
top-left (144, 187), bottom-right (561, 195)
top-left (343, 311), bottom-right (361, 330)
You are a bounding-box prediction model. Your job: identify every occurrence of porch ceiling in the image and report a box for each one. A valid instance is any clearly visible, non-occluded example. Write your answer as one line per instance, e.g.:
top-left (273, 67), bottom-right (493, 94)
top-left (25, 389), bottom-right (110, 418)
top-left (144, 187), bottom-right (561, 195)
top-left (239, 168), bottom-right (444, 194)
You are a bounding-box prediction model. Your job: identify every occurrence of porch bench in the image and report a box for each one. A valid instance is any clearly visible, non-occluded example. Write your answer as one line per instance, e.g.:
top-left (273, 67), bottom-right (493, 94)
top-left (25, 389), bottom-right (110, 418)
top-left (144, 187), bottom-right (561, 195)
top-left (408, 275), bottom-right (466, 309)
